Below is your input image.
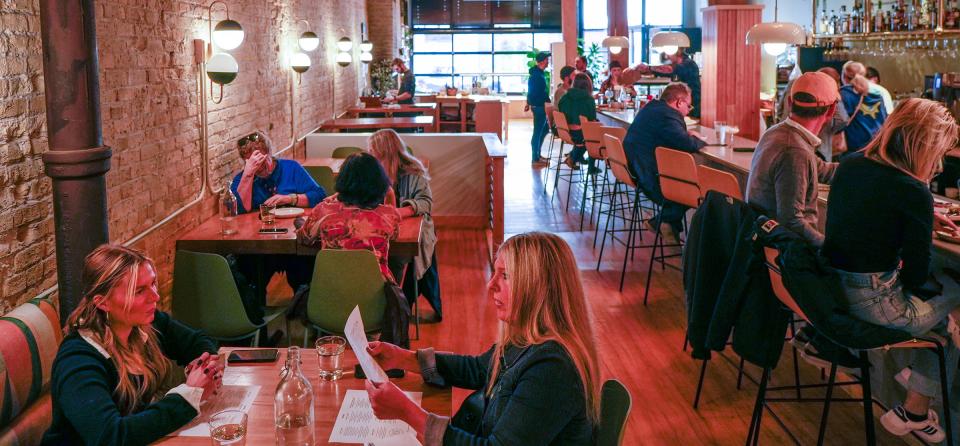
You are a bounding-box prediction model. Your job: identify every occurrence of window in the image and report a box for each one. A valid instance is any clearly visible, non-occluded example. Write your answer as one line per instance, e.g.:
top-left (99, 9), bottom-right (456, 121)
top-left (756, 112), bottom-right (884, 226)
top-left (624, 0), bottom-right (684, 65)
top-left (412, 32), bottom-right (560, 94)
top-left (412, 0), bottom-right (561, 30)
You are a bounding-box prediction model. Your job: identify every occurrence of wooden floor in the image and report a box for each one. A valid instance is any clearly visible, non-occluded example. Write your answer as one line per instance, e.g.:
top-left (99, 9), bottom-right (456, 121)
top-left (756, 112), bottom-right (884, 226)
top-left (409, 119), bottom-right (921, 445)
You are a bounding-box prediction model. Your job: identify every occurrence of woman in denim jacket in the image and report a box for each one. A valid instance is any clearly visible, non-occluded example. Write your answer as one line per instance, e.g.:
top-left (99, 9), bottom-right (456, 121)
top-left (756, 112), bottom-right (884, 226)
top-left (363, 232), bottom-right (601, 445)
top-left (822, 98), bottom-right (960, 443)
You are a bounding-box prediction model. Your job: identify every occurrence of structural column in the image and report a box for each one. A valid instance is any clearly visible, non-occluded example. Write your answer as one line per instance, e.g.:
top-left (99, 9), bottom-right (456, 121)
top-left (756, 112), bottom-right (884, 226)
top-left (561, 0), bottom-right (578, 65)
top-left (39, 0), bottom-right (111, 322)
top-left (700, 5), bottom-right (763, 140)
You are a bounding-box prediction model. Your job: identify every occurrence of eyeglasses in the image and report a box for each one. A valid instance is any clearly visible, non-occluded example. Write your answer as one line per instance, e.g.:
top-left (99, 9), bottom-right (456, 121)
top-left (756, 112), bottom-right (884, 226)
top-left (238, 133), bottom-right (261, 148)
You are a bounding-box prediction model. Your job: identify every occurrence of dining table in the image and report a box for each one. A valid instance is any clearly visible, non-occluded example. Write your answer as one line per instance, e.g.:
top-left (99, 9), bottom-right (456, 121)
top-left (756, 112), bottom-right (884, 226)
top-left (318, 116), bottom-right (435, 133)
top-left (176, 211), bottom-right (423, 258)
top-left (156, 347), bottom-right (451, 445)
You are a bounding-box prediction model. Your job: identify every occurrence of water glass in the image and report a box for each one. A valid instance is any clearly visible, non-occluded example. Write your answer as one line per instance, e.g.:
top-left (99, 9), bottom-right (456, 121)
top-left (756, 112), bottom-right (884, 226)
top-left (714, 121), bottom-right (726, 144)
top-left (315, 336), bottom-right (346, 381)
top-left (259, 203), bottom-right (276, 227)
top-left (209, 409), bottom-right (247, 446)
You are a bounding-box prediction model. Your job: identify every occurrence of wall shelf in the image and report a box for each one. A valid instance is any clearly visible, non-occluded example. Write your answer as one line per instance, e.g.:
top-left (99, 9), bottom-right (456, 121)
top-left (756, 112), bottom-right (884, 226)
top-left (813, 29), bottom-right (960, 41)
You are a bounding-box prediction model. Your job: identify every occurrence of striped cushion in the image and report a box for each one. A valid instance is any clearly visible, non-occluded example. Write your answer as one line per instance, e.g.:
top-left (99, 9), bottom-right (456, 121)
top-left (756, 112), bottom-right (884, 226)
top-left (0, 393), bottom-right (52, 446)
top-left (0, 298), bottom-right (61, 428)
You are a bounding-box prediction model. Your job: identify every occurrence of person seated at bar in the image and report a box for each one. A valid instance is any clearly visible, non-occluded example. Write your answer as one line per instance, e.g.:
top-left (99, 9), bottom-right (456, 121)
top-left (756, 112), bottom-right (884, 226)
top-left (298, 152), bottom-right (401, 283)
top-left (363, 232), bottom-right (600, 445)
top-left (554, 65), bottom-right (576, 105)
top-left (866, 66), bottom-right (894, 115)
top-left (779, 67), bottom-right (850, 162)
top-left (598, 61), bottom-right (636, 99)
top-left (746, 72), bottom-right (839, 247)
top-left (839, 61), bottom-right (888, 158)
top-left (623, 82), bottom-right (705, 239)
top-left (230, 131), bottom-right (326, 314)
top-left (43, 245), bottom-right (222, 445)
top-left (821, 98), bottom-right (960, 443)
top-left (383, 57), bottom-right (415, 105)
top-left (559, 73), bottom-right (598, 170)
top-left (627, 48), bottom-right (702, 118)
top-left (368, 129), bottom-right (442, 321)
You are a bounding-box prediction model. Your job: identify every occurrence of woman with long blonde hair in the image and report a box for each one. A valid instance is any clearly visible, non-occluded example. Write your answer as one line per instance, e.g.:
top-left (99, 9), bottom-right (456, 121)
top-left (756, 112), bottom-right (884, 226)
top-left (43, 245), bottom-right (221, 445)
top-left (368, 129), bottom-right (443, 320)
top-left (363, 232), bottom-right (601, 444)
top-left (822, 98), bottom-right (960, 443)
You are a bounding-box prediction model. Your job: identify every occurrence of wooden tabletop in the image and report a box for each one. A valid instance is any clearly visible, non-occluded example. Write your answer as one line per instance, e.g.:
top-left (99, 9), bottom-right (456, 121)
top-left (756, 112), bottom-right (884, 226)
top-left (176, 211), bottom-right (423, 258)
top-left (696, 125), bottom-right (759, 175)
top-left (347, 103), bottom-right (437, 115)
top-left (156, 348), bottom-right (451, 445)
top-left (319, 116), bottom-right (434, 132)
top-left (301, 157), bottom-right (344, 174)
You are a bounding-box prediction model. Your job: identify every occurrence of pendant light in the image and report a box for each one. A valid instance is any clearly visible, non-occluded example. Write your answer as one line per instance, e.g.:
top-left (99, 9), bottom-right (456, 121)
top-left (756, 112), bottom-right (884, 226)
top-left (651, 31), bottom-right (690, 55)
top-left (601, 36), bottom-right (629, 55)
top-left (745, 0), bottom-right (805, 56)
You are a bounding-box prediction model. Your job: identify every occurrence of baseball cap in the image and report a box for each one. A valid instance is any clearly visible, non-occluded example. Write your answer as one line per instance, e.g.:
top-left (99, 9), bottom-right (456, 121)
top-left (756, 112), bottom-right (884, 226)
top-left (535, 52), bottom-right (551, 62)
top-left (791, 72), bottom-right (840, 107)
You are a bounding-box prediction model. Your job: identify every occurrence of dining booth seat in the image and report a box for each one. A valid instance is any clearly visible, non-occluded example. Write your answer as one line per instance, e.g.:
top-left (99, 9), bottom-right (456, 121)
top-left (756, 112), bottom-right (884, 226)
top-left (0, 298), bottom-right (62, 446)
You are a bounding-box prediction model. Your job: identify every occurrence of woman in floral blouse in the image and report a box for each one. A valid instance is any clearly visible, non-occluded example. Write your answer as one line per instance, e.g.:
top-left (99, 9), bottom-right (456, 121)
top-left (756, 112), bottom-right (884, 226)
top-left (298, 152), bottom-right (401, 282)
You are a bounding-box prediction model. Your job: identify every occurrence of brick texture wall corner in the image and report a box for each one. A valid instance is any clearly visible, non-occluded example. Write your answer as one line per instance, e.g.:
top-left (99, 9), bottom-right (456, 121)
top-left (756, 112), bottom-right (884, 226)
top-left (0, 0), bottom-right (370, 314)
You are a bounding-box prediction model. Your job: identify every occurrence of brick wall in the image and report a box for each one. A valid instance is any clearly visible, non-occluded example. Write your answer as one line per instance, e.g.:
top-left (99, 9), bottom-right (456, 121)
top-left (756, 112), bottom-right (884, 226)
top-left (367, 0), bottom-right (400, 62)
top-left (0, 0), bottom-right (370, 312)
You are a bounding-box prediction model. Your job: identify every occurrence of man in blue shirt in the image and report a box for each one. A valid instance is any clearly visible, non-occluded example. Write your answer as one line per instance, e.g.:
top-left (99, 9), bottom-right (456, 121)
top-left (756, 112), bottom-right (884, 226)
top-left (623, 82), bottom-right (705, 238)
top-left (230, 131), bottom-right (326, 310)
top-left (526, 52), bottom-right (551, 166)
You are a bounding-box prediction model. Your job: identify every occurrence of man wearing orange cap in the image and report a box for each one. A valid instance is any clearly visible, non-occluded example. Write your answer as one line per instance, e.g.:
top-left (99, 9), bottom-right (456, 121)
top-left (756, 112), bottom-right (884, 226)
top-left (746, 71), bottom-right (840, 247)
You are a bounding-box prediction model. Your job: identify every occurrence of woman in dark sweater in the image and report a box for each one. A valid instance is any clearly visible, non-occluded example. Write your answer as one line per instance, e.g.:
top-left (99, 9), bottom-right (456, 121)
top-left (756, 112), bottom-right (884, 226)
top-left (364, 232), bottom-right (601, 445)
top-left (822, 98), bottom-right (960, 443)
top-left (559, 73), bottom-right (598, 169)
top-left (42, 245), bottom-right (221, 445)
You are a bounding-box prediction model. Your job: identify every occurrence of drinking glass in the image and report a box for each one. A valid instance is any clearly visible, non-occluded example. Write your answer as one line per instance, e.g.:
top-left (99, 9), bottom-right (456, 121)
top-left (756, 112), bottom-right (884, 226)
top-left (260, 203), bottom-right (276, 227)
top-left (315, 336), bottom-right (346, 381)
top-left (209, 409), bottom-right (248, 446)
top-left (714, 121), bottom-right (726, 143)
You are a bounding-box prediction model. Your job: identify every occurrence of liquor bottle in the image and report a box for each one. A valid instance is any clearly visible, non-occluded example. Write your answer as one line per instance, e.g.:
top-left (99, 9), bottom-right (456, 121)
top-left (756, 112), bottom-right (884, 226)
top-left (886, 4), bottom-right (895, 30)
top-left (820, 9), bottom-right (831, 34)
top-left (875, 1), bottom-right (886, 31)
top-left (852, 2), bottom-right (862, 33)
top-left (275, 347), bottom-right (315, 446)
top-left (219, 182), bottom-right (238, 235)
top-left (896, 2), bottom-right (906, 30)
top-left (906, 1), bottom-right (917, 31)
top-left (840, 6), bottom-right (851, 33)
top-left (951, 0), bottom-right (960, 29)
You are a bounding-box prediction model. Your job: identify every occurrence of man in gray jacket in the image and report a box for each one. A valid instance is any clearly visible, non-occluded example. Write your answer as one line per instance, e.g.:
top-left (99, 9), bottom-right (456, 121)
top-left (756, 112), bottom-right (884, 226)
top-left (747, 72), bottom-right (840, 247)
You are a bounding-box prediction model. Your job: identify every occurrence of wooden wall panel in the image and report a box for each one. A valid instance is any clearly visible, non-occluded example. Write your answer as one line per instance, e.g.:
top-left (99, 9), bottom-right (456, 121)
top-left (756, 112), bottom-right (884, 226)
top-left (701, 5), bottom-right (763, 140)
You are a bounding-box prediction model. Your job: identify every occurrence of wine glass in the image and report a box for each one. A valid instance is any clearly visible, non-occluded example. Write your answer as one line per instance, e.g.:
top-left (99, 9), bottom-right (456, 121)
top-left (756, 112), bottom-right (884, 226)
top-left (604, 89), bottom-right (614, 104)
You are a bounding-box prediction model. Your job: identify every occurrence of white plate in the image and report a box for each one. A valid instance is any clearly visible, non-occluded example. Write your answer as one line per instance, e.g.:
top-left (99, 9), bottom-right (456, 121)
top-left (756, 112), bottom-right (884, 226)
top-left (272, 207), bottom-right (304, 218)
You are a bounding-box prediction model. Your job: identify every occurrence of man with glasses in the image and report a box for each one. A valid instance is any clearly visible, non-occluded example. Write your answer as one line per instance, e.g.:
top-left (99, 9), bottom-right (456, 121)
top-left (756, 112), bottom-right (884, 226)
top-left (230, 131), bottom-right (326, 313)
top-left (623, 82), bottom-right (705, 240)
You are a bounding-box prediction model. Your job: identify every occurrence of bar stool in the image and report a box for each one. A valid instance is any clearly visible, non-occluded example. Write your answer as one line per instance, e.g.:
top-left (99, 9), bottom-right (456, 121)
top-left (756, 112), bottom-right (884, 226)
top-left (644, 147), bottom-right (702, 306)
top-left (697, 164), bottom-right (743, 200)
top-left (579, 119), bottom-right (607, 231)
top-left (752, 246), bottom-right (955, 446)
top-left (551, 111), bottom-right (585, 209)
top-left (597, 134), bottom-right (656, 291)
top-left (590, 126), bottom-right (629, 248)
top-left (540, 104), bottom-right (559, 186)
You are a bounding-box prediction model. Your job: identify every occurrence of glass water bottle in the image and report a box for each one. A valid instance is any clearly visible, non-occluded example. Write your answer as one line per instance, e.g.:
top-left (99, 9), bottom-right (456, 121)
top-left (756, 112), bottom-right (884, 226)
top-left (274, 346), bottom-right (315, 446)
top-left (219, 182), bottom-right (238, 235)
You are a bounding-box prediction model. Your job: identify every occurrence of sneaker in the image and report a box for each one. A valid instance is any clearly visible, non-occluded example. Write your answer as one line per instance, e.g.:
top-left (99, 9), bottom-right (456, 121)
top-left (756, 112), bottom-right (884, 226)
top-left (587, 165), bottom-right (602, 175)
top-left (532, 159), bottom-right (549, 167)
top-left (881, 406), bottom-right (946, 443)
top-left (644, 219), bottom-right (681, 245)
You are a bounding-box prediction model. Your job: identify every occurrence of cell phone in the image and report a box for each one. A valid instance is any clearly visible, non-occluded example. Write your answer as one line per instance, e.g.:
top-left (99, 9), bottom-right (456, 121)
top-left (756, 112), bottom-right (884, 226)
top-left (228, 349), bottom-right (279, 364)
top-left (733, 146), bottom-right (755, 152)
top-left (258, 227), bottom-right (289, 234)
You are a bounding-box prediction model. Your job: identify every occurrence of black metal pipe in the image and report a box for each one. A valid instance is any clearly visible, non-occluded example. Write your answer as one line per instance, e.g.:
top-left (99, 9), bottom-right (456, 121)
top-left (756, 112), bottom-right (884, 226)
top-left (38, 0), bottom-right (111, 323)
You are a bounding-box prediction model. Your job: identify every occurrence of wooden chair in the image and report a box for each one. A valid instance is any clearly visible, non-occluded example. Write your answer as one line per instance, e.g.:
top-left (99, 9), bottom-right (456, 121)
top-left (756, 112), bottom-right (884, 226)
top-left (597, 134), bottom-right (651, 291)
top-left (578, 119), bottom-right (605, 231)
top-left (541, 103), bottom-right (559, 185)
top-left (644, 147), bottom-right (703, 305)
top-left (591, 126), bottom-right (630, 248)
top-left (697, 164), bottom-right (742, 200)
top-left (550, 111), bottom-right (585, 210)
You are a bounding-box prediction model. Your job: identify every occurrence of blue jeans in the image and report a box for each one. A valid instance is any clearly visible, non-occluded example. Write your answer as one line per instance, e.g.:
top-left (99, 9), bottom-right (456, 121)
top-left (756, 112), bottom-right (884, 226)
top-left (530, 105), bottom-right (548, 162)
top-left (835, 268), bottom-right (960, 397)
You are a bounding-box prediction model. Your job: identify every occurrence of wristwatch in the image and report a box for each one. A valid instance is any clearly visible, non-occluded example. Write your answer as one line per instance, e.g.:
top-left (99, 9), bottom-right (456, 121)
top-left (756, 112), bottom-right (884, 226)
top-left (288, 193), bottom-right (298, 205)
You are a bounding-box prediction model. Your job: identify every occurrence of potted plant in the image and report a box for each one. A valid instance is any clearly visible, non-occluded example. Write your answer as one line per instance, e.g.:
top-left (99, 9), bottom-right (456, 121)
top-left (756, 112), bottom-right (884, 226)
top-left (367, 59), bottom-right (397, 105)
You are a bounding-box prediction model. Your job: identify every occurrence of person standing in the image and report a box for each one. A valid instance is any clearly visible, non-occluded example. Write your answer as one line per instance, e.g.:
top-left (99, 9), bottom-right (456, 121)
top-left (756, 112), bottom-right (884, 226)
top-left (866, 66), bottom-right (895, 115)
top-left (554, 66), bottom-right (576, 105)
top-left (746, 72), bottom-right (839, 247)
top-left (627, 49), bottom-right (702, 118)
top-left (622, 82), bottom-right (705, 238)
top-left (840, 61), bottom-right (888, 157)
top-left (384, 58), bottom-right (415, 105)
top-left (574, 55), bottom-right (594, 86)
top-left (526, 52), bottom-right (551, 166)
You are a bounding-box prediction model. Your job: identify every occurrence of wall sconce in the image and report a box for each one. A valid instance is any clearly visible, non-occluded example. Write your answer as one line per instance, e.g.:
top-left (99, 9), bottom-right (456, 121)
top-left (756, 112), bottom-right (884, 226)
top-left (297, 20), bottom-right (319, 52)
top-left (359, 23), bottom-right (373, 64)
top-left (201, 1), bottom-right (244, 103)
top-left (291, 52), bottom-right (311, 83)
top-left (336, 37), bottom-right (353, 66)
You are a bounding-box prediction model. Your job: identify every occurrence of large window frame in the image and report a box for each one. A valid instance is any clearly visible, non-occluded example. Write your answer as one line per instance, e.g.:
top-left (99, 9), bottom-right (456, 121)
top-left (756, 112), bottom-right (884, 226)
top-left (578, 0), bottom-right (685, 66)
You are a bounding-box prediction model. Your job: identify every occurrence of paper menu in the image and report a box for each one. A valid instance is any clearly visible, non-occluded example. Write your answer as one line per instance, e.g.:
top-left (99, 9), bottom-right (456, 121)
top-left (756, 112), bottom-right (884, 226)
top-left (328, 389), bottom-right (422, 445)
top-left (345, 306), bottom-right (389, 384)
top-left (173, 385), bottom-right (260, 436)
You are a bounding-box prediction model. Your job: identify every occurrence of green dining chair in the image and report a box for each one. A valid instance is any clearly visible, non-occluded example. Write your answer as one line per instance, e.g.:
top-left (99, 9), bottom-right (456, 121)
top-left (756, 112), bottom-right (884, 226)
top-left (302, 249), bottom-right (387, 346)
top-left (331, 146), bottom-right (364, 159)
top-left (304, 165), bottom-right (336, 195)
top-left (596, 379), bottom-right (632, 446)
top-left (172, 250), bottom-right (286, 346)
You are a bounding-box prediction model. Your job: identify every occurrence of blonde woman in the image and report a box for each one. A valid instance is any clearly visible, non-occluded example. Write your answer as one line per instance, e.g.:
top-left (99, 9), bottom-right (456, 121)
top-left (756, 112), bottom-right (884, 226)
top-left (43, 245), bottom-right (222, 445)
top-left (822, 98), bottom-right (960, 443)
top-left (368, 129), bottom-right (442, 320)
top-left (363, 232), bottom-right (600, 444)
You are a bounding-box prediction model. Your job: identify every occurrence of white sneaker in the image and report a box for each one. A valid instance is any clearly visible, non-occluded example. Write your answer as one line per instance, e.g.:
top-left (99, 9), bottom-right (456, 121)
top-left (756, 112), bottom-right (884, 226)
top-left (880, 405), bottom-right (946, 443)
